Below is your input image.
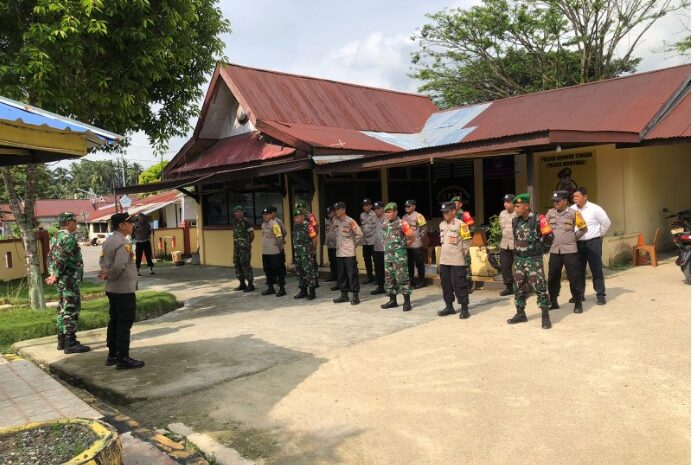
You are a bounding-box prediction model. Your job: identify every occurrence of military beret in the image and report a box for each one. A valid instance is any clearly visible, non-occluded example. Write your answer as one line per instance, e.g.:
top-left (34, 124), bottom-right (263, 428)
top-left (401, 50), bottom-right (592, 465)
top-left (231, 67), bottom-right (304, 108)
top-left (362, 198), bottom-right (372, 205)
top-left (503, 194), bottom-right (515, 203)
top-left (404, 199), bottom-right (416, 207)
top-left (110, 212), bottom-right (134, 229)
top-left (552, 190), bottom-right (570, 201)
top-left (293, 208), bottom-right (306, 216)
top-left (557, 167), bottom-right (572, 178)
top-left (513, 193), bottom-right (530, 204)
top-left (440, 202), bottom-right (456, 212)
top-left (383, 202), bottom-right (398, 212)
top-left (232, 205), bottom-right (244, 212)
top-left (333, 201), bottom-right (346, 210)
top-left (450, 196), bottom-right (462, 202)
top-left (373, 201), bottom-right (383, 209)
top-left (58, 211), bottom-right (77, 222)
top-left (294, 199), bottom-right (307, 208)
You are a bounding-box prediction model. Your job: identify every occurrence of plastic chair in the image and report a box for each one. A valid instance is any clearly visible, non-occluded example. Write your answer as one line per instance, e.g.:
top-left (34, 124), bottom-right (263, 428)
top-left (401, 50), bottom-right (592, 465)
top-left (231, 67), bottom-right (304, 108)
top-left (632, 228), bottom-right (660, 267)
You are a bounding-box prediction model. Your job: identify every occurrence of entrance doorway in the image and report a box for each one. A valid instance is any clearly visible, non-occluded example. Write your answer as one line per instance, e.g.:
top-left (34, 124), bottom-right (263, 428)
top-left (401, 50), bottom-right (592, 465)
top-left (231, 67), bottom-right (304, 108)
top-left (482, 156), bottom-right (516, 224)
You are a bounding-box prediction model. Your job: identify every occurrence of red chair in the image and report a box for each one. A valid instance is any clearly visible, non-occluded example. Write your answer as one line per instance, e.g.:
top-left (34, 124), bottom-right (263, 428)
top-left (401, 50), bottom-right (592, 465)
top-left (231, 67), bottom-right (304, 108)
top-left (632, 228), bottom-right (660, 267)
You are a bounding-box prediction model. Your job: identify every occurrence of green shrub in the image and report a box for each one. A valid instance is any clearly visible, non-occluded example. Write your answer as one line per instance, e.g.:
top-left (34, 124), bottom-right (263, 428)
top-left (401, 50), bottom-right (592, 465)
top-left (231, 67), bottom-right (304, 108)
top-left (0, 279), bottom-right (104, 305)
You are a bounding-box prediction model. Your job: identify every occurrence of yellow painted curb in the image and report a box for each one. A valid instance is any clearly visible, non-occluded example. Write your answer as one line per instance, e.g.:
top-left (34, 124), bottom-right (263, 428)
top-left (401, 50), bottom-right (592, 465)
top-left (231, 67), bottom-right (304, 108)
top-left (0, 418), bottom-right (122, 465)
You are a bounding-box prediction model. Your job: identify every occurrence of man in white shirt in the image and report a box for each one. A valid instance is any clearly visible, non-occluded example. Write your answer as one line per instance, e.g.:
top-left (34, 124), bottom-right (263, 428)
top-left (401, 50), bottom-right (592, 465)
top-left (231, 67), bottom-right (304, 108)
top-left (571, 187), bottom-right (611, 305)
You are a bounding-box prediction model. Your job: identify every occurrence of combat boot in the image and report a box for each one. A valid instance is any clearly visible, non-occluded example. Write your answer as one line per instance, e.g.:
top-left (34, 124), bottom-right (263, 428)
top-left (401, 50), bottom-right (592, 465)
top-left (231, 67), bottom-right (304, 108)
top-left (380, 295), bottom-right (398, 309)
top-left (550, 298), bottom-right (560, 310)
top-left (541, 307), bottom-right (552, 329)
top-left (507, 307), bottom-right (528, 324)
top-left (370, 286), bottom-right (386, 295)
top-left (307, 287), bottom-right (316, 301)
top-left (276, 286), bottom-right (287, 297)
top-left (57, 333), bottom-right (65, 351)
top-left (333, 292), bottom-right (350, 304)
top-left (294, 287), bottom-right (308, 299)
top-left (573, 300), bottom-right (583, 313)
top-left (234, 281), bottom-right (247, 291)
top-left (261, 286), bottom-right (275, 296)
top-left (459, 306), bottom-right (470, 319)
top-left (351, 292), bottom-right (360, 305)
top-left (499, 286), bottom-right (514, 296)
top-left (437, 304), bottom-right (455, 317)
top-left (116, 357), bottom-right (145, 370)
top-left (402, 294), bottom-right (412, 312)
top-left (244, 283), bottom-right (255, 293)
top-left (329, 283), bottom-right (340, 291)
top-left (63, 333), bottom-right (90, 354)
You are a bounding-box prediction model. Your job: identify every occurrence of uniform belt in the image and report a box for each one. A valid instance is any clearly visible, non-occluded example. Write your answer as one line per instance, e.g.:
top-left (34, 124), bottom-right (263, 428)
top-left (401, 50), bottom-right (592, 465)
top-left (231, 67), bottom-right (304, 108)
top-left (514, 251), bottom-right (543, 258)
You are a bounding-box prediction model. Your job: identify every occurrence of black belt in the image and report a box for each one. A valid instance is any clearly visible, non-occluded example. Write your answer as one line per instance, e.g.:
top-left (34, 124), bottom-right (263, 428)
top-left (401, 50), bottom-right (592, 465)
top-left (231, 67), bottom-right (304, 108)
top-left (514, 251), bottom-right (542, 258)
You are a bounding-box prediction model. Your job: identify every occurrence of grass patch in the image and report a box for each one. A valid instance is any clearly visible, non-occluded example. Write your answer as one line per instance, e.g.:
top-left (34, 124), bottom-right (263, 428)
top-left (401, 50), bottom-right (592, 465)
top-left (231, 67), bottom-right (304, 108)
top-left (0, 278), bottom-right (104, 306)
top-left (0, 290), bottom-right (181, 353)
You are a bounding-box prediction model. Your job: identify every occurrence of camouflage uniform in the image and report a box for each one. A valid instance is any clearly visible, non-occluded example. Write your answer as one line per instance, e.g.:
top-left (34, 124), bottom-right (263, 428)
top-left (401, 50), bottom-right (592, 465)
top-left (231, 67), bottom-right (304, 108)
top-left (233, 216), bottom-right (254, 285)
top-left (47, 229), bottom-right (83, 336)
top-left (292, 217), bottom-right (318, 289)
top-left (295, 200), bottom-right (320, 279)
top-left (512, 213), bottom-right (551, 309)
top-left (383, 215), bottom-right (411, 297)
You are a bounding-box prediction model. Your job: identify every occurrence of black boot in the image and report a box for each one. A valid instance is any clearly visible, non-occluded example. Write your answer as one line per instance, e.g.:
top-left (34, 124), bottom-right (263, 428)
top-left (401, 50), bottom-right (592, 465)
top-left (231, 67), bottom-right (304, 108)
top-left (294, 287), bottom-right (308, 299)
top-left (541, 307), bottom-right (552, 329)
top-left (507, 307), bottom-right (528, 324)
top-left (307, 287), bottom-right (316, 301)
top-left (105, 355), bottom-right (119, 366)
top-left (402, 294), bottom-right (412, 312)
top-left (459, 306), bottom-right (470, 319)
top-left (234, 281), bottom-right (247, 291)
top-left (350, 292), bottom-right (360, 305)
top-left (116, 357), bottom-right (145, 370)
top-left (550, 298), bottom-right (560, 310)
top-left (63, 333), bottom-right (90, 354)
top-left (276, 286), bottom-right (287, 297)
top-left (57, 333), bottom-right (65, 351)
top-left (244, 283), bottom-right (255, 293)
top-left (569, 295), bottom-right (585, 303)
top-left (370, 286), bottom-right (386, 295)
top-left (381, 295), bottom-right (398, 309)
top-left (330, 284), bottom-right (340, 291)
top-left (261, 286), bottom-right (276, 296)
top-left (573, 301), bottom-right (583, 313)
top-left (500, 286), bottom-right (514, 296)
top-left (437, 304), bottom-right (455, 317)
top-left (333, 292), bottom-right (350, 304)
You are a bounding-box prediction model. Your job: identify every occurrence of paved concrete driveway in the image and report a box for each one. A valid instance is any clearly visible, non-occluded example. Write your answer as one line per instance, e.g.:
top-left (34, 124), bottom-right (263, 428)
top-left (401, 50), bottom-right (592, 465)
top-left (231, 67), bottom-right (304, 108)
top-left (14, 261), bottom-right (690, 465)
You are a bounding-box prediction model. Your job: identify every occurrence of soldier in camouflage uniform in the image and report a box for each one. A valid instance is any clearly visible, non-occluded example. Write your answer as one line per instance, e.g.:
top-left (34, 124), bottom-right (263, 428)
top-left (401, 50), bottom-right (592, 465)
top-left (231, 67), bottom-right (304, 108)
top-left (507, 194), bottom-right (554, 329)
top-left (45, 212), bottom-right (90, 353)
top-left (232, 205), bottom-right (255, 292)
top-left (295, 199), bottom-right (320, 287)
top-left (381, 202), bottom-right (414, 311)
top-left (292, 208), bottom-right (319, 300)
top-left (451, 196), bottom-right (476, 294)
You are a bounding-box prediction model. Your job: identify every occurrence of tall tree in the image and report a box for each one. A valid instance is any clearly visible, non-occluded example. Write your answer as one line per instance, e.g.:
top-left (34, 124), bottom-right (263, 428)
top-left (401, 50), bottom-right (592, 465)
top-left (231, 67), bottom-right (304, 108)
top-left (138, 161), bottom-right (168, 185)
top-left (411, 0), bottom-right (688, 107)
top-left (0, 0), bottom-right (230, 308)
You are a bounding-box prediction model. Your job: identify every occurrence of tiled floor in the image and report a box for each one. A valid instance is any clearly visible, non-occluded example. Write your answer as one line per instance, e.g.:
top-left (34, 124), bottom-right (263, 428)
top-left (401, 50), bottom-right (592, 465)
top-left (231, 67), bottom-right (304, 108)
top-left (0, 357), bottom-right (101, 429)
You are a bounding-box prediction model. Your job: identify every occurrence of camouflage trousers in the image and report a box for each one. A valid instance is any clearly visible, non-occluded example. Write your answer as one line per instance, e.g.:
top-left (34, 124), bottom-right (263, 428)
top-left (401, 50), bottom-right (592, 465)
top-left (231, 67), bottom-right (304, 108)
top-left (465, 253), bottom-right (473, 282)
top-left (385, 254), bottom-right (411, 296)
top-left (56, 276), bottom-right (81, 335)
top-left (234, 245), bottom-right (253, 283)
top-left (296, 250), bottom-right (318, 289)
top-left (513, 256), bottom-right (550, 309)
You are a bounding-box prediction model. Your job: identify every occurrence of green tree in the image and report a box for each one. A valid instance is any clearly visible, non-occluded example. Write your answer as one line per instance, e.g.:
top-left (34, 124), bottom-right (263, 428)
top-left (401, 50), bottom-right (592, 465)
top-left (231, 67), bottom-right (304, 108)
top-left (411, 0), bottom-right (688, 107)
top-left (0, 165), bottom-right (53, 203)
top-left (0, 0), bottom-right (230, 308)
top-left (138, 161), bottom-right (168, 185)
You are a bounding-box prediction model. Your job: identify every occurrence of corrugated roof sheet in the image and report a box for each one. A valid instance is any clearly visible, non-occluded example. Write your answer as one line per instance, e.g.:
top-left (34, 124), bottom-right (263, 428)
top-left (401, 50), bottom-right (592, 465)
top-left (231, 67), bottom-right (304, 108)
top-left (168, 132), bottom-right (296, 176)
top-left (89, 190), bottom-right (181, 223)
top-left (219, 63), bottom-right (438, 133)
top-left (644, 91), bottom-right (691, 140)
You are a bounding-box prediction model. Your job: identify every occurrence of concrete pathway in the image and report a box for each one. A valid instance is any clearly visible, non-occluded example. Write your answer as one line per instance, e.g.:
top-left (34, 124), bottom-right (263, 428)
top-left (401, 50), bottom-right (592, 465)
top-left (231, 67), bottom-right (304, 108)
top-left (13, 261), bottom-right (691, 465)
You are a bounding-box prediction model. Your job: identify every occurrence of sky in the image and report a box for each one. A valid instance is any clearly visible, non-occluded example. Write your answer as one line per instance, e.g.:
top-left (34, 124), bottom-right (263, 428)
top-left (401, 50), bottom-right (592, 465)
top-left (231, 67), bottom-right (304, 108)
top-left (67, 0), bottom-right (691, 171)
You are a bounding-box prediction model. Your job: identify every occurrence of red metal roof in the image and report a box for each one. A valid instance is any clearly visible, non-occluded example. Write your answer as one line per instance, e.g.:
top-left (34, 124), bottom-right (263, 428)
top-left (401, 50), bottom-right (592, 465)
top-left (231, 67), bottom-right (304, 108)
top-left (89, 190), bottom-right (181, 223)
top-left (644, 91), bottom-right (691, 140)
top-left (464, 64), bottom-right (691, 142)
top-left (168, 132), bottom-right (296, 176)
top-left (219, 63), bottom-right (438, 133)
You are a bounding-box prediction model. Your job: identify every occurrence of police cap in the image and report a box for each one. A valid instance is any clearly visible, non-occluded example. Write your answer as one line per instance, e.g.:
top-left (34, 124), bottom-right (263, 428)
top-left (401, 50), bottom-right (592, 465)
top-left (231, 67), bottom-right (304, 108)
top-left (110, 212), bottom-right (135, 229)
top-left (552, 190), bottom-right (570, 202)
top-left (440, 202), bottom-right (456, 212)
top-left (333, 201), bottom-right (346, 210)
top-left (404, 199), bottom-right (416, 207)
top-left (362, 198), bottom-right (372, 205)
top-left (373, 201), bottom-right (383, 209)
top-left (502, 194), bottom-right (515, 203)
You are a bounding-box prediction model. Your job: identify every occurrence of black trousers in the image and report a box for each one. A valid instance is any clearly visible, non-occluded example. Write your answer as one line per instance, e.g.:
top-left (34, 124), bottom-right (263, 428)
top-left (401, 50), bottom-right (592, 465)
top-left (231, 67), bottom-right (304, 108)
top-left (262, 253), bottom-right (286, 288)
top-left (135, 241), bottom-right (154, 269)
top-left (328, 247), bottom-right (337, 279)
top-left (106, 292), bottom-right (136, 359)
top-left (362, 244), bottom-right (375, 278)
top-left (407, 247), bottom-right (426, 283)
top-left (500, 248), bottom-right (514, 288)
top-left (577, 238), bottom-right (606, 297)
top-left (337, 256), bottom-right (360, 293)
top-left (548, 252), bottom-right (583, 302)
top-left (373, 250), bottom-right (385, 288)
top-left (440, 265), bottom-right (469, 307)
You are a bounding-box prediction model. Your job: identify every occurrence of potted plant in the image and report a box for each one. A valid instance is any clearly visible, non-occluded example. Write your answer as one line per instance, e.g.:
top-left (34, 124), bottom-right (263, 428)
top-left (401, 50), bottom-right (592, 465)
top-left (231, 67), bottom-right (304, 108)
top-left (485, 215), bottom-right (502, 271)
